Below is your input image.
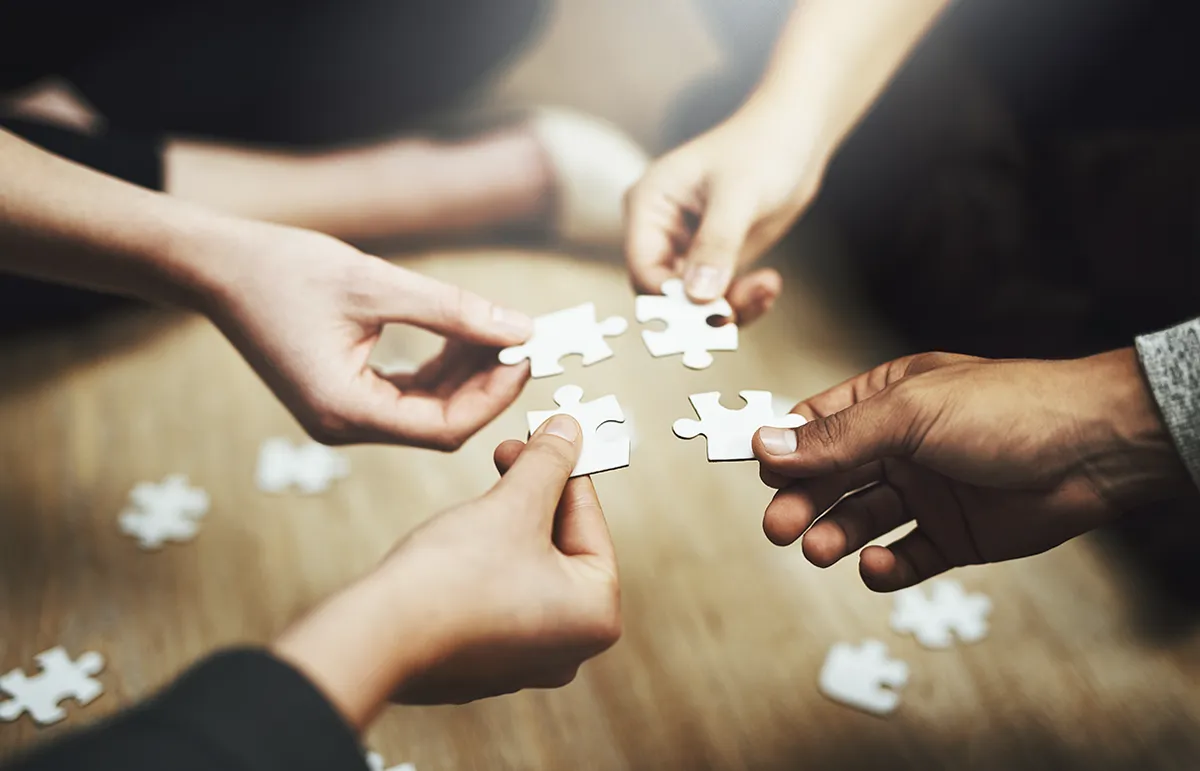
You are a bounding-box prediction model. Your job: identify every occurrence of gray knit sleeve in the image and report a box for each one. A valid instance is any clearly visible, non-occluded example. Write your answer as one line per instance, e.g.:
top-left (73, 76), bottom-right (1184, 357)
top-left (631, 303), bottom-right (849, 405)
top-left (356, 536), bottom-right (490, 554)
top-left (1135, 318), bottom-right (1200, 490)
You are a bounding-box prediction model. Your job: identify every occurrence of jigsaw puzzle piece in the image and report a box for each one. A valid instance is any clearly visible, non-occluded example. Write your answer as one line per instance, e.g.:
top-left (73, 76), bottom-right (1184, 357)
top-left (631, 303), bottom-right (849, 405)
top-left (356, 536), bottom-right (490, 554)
top-left (891, 579), bottom-right (992, 649)
top-left (0, 647), bottom-right (105, 725)
top-left (499, 303), bottom-right (628, 378)
top-left (118, 475), bottom-right (210, 550)
top-left (673, 390), bottom-right (807, 461)
top-left (818, 639), bottom-right (908, 717)
top-left (256, 439), bottom-right (349, 494)
top-left (635, 279), bottom-right (738, 370)
top-left (526, 384), bottom-right (629, 477)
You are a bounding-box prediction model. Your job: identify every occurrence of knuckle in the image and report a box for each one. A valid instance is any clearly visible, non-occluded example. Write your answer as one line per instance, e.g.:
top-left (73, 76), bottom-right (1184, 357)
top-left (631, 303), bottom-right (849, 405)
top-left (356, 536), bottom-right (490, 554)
top-left (588, 583), bottom-right (623, 648)
top-left (691, 231), bottom-right (740, 261)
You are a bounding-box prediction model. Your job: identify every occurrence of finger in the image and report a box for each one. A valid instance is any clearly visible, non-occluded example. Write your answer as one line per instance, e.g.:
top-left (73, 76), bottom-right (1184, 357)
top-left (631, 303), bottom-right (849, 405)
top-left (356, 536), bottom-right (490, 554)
top-left (493, 439), bottom-right (525, 475)
top-left (494, 437), bottom-right (613, 563)
top-left (624, 184), bottom-right (686, 296)
top-left (553, 473), bottom-right (614, 564)
top-left (801, 482), bottom-right (908, 568)
top-left (683, 187), bottom-right (758, 303)
top-left (488, 414), bottom-right (582, 531)
top-left (759, 465), bottom-right (791, 490)
top-left (375, 267), bottom-right (533, 348)
top-left (753, 387), bottom-right (920, 478)
top-left (761, 463), bottom-right (882, 546)
top-left (859, 529), bottom-right (953, 592)
top-left (725, 268), bottom-right (782, 326)
top-left (357, 350), bottom-right (529, 450)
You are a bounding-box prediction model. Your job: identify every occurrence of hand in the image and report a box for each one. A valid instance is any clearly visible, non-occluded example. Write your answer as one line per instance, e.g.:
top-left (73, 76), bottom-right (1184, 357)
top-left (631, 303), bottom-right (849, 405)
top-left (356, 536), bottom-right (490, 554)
top-left (624, 106), bottom-right (827, 324)
top-left (273, 415), bottom-right (621, 727)
top-left (197, 218), bottom-right (533, 449)
top-left (751, 349), bottom-right (1192, 591)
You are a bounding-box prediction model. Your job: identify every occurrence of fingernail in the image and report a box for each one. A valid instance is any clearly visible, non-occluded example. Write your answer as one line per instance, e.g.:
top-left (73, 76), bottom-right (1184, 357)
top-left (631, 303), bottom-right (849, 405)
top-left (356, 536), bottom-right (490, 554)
top-left (759, 427), bottom-right (798, 455)
top-left (492, 305), bottom-right (534, 339)
top-left (538, 414), bottom-right (579, 441)
top-left (685, 264), bottom-right (730, 302)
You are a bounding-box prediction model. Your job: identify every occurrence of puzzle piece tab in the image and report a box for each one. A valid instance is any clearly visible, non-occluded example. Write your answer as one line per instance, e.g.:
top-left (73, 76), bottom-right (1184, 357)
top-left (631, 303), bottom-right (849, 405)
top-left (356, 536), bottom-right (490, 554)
top-left (636, 278), bottom-right (737, 369)
top-left (891, 579), bottom-right (992, 649)
top-left (0, 647), bottom-right (105, 725)
top-left (818, 639), bottom-right (908, 717)
top-left (499, 303), bottom-right (628, 378)
top-left (526, 385), bottom-right (628, 477)
top-left (673, 390), bottom-right (807, 461)
top-left (256, 438), bottom-right (350, 494)
top-left (118, 474), bottom-right (210, 550)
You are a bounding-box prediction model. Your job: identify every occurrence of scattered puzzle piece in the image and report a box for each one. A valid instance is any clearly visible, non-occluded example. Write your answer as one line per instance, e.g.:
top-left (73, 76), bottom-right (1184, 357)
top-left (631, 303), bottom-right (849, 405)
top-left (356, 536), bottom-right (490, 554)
top-left (256, 438), bottom-right (350, 494)
top-left (118, 474), bottom-right (210, 550)
top-left (635, 278), bottom-right (737, 369)
top-left (673, 390), bottom-right (807, 461)
top-left (526, 385), bottom-right (629, 477)
top-left (367, 751), bottom-right (416, 771)
top-left (499, 303), bottom-right (628, 378)
top-left (818, 639), bottom-right (908, 717)
top-left (891, 579), bottom-right (992, 649)
top-left (0, 647), bottom-right (105, 725)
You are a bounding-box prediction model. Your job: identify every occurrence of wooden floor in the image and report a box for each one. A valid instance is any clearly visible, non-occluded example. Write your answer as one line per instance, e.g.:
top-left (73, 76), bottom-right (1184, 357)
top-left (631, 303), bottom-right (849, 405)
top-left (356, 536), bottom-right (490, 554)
top-left (4, 1), bottom-right (1200, 769)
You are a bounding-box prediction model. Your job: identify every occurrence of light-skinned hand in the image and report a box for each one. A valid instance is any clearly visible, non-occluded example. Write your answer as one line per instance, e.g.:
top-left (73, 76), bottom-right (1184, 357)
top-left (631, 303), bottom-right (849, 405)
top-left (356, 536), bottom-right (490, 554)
top-left (752, 349), bottom-right (1192, 591)
top-left (197, 219), bottom-right (533, 450)
top-left (624, 106), bottom-right (827, 324)
top-left (273, 414), bottom-right (621, 727)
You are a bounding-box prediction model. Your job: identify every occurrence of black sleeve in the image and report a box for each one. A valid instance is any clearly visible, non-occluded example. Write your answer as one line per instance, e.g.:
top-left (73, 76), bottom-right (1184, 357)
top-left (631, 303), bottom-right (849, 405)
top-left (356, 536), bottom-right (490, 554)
top-left (0, 117), bottom-right (164, 190)
top-left (3, 648), bottom-right (369, 771)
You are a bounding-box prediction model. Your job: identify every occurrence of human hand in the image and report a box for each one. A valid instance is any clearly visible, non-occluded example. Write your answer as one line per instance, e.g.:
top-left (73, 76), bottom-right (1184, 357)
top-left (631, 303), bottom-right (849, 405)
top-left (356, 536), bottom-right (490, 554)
top-left (625, 106), bottom-right (828, 324)
top-left (752, 349), bottom-right (1192, 591)
top-left (197, 218), bottom-right (533, 449)
top-left (273, 415), bottom-right (620, 726)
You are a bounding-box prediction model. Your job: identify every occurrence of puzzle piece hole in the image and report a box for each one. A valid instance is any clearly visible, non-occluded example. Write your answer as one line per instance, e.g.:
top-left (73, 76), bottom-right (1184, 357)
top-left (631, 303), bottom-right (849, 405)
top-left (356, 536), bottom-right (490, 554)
top-left (705, 313), bottom-right (733, 328)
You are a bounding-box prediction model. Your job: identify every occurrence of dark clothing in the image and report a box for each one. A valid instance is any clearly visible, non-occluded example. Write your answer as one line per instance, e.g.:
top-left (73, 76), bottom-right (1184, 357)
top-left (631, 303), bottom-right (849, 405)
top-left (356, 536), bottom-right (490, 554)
top-left (0, 0), bottom-right (546, 330)
top-left (3, 649), bottom-right (369, 771)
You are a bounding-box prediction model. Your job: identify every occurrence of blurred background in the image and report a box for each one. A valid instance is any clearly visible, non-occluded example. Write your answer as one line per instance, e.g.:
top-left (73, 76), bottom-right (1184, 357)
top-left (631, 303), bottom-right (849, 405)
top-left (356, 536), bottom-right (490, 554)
top-left (2, 0), bottom-right (1200, 768)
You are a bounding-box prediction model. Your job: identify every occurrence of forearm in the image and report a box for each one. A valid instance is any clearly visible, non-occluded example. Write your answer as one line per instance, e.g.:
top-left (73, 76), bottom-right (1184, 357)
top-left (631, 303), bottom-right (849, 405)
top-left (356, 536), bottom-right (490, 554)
top-left (0, 128), bottom-right (229, 308)
top-left (739, 0), bottom-right (953, 161)
top-left (4, 567), bottom-right (441, 770)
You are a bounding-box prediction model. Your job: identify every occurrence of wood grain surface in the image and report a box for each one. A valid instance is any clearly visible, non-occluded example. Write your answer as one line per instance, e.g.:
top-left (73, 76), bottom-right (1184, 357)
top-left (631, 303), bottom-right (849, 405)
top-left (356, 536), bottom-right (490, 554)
top-left (2, 249), bottom-right (1199, 771)
top-left (3, 1), bottom-right (1199, 768)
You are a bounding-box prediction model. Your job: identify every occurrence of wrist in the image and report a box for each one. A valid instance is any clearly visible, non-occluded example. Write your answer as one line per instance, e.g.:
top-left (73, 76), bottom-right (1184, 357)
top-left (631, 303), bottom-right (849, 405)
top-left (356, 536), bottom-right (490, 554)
top-left (725, 89), bottom-right (836, 189)
top-left (271, 564), bottom-right (451, 731)
top-left (1075, 348), bottom-right (1193, 508)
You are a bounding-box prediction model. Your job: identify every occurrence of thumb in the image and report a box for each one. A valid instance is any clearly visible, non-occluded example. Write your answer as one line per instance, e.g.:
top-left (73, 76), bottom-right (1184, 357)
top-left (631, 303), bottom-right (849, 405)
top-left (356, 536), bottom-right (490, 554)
top-left (488, 414), bottom-right (582, 532)
top-left (683, 187), bottom-right (758, 303)
top-left (753, 389), bottom-right (917, 478)
top-left (376, 267), bottom-right (533, 348)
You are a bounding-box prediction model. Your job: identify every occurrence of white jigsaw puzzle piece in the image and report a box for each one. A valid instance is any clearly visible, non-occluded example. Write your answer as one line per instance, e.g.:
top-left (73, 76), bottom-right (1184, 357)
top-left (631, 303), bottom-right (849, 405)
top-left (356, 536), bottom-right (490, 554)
top-left (367, 751), bottom-right (416, 771)
top-left (256, 438), bottom-right (350, 494)
top-left (526, 384), bottom-right (629, 477)
top-left (0, 647), bottom-right (105, 725)
top-left (635, 278), bottom-right (737, 369)
top-left (118, 474), bottom-right (210, 550)
top-left (818, 639), bottom-right (908, 717)
top-left (673, 390), bottom-right (807, 461)
top-left (890, 579), bottom-right (992, 649)
top-left (499, 303), bottom-right (628, 378)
